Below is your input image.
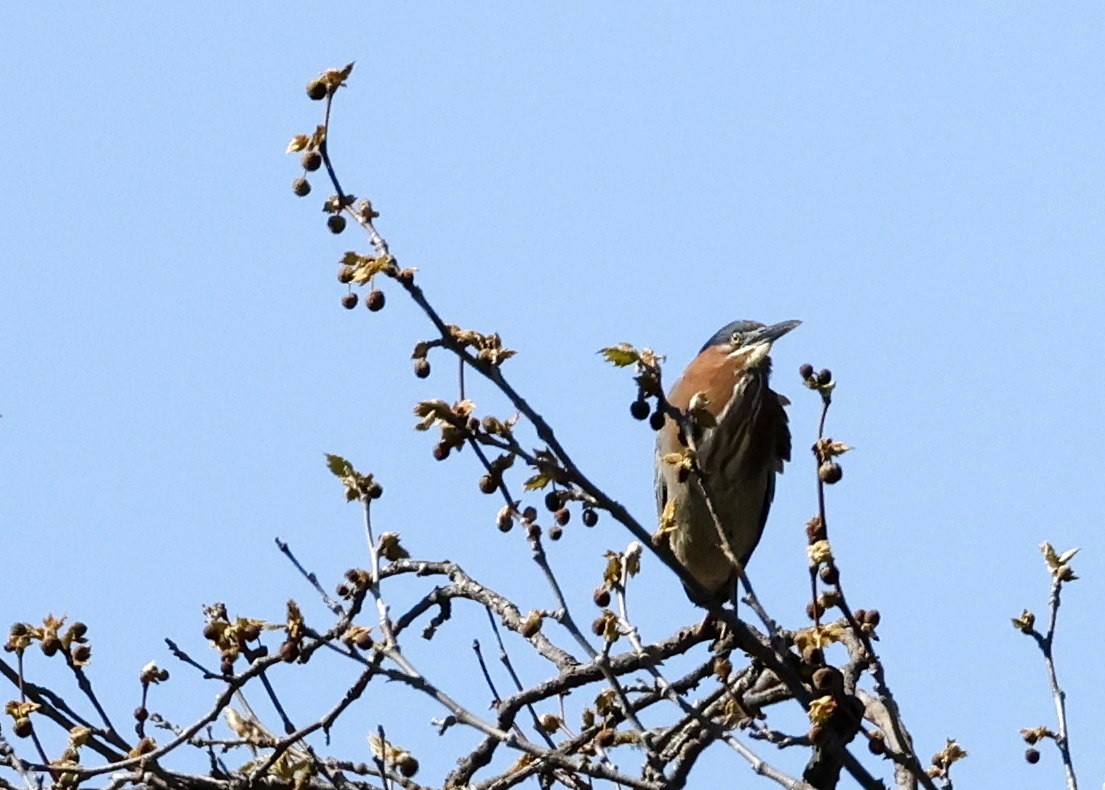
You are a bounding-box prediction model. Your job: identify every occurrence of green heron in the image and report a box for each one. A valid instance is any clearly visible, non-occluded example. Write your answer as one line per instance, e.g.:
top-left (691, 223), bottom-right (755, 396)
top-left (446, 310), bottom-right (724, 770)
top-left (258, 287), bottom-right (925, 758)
top-left (655, 319), bottom-right (800, 604)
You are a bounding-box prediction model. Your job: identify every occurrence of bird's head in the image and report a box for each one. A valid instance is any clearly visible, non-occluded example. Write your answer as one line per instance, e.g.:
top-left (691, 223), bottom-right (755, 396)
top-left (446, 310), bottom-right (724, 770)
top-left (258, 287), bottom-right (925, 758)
top-left (700, 319), bottom-right (801, 370)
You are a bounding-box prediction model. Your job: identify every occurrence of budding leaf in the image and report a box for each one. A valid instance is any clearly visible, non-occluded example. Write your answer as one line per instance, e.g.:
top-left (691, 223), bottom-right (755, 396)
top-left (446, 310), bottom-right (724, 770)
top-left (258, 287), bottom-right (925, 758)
top-left (325, 453), bottom-right (354, 478)
top-left (1011, 609), bottom-right (1035, 634)
top-left (523, 473), bottom-right (552, 491)
top-left (808, 695), bottom-right (837, 725)
top-left (599, 344), bottom-right (640, 367)
top-left (286, 134), bottom-right (310, 154)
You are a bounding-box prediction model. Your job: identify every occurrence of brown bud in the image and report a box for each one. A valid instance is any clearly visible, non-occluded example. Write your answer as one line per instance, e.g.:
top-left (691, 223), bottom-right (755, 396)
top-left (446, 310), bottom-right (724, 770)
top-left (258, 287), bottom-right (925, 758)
top-left (649, 410), bottom-right (666, 431)
top-left (496, 509), bottom-right (513, 532)
top-left (544, 490), bottom-right (561, 512)
top-left (338, 266), bottom-right (354, 284)
top-left (818, 461), bottom-right (843, 484)
top-left (596, 728), bottom-right (616, 748)
top-left (806, 599), bottom-right (824, 620)
top-left (868, 732), bottom-right (886, 756)
top-left (71, 644), bottom-right (92, 663)
top-left (68, 622), bottom-right (88, 640)
top-left (13, 717), bottom-right (32, 738)
top-left (134, 706), bottom-right (149, 722)
top-left (806, 516), bottom-right (827, 542)
top-left (522, 506), bottom-right (538, 522)
top-left (327, 214), bottom-right (347, 234)
top-left (341, 292), bottom-right (358, 310)
top-left (816, 368), bottom-right (832, 386)
top-left (865, 609), bottom-right (881, 628)
top-left (548, 525), bottom-right (563, 541)
top-left (808, 724), bottom-right (827, 746)
top-left (41, 636), bottom-right (60, 657)
top-left (582, 508), bottom-right (598, 527)
top-left (306, 79), bottom-right (327, 101)
top-left (799, 363), bottom-right (814, 380)
top-left (819, 564), bottom-right (840, 585)
top-left (593, 587), bottom-right (611, 608)
top-left (802, 646), bottom-right (824, 666)
top-left (478, 474), bottom-right (498, 494)
top-left (630, 399), bottom-right (650, 420)
top-left (397, 755), bottom-right (419, 777)
top-left (812, 667), bottom-right (843, 694)
top-left (277, 640), bottom-right (299, 663)
top-left (520, 612), bottom-right (543, 638)
top-left (301, 150), bottom-right (322, 172)
top-left (590, 616), bottom-right (606, 637)
top-left (292, 177), bottom-right (311, 197)
top-left (554, 507), bottom-right (571, 526)
top-left (366, 289), bottom-right (385, 312)
top-left (414, 359), bottom-right (431, 379)
top-left (526, 523), bottom-right (542, 540)
top-left (432, 442), bottom-right (449, 461)
top-left (1025, 747), bottom-right (1040, 764)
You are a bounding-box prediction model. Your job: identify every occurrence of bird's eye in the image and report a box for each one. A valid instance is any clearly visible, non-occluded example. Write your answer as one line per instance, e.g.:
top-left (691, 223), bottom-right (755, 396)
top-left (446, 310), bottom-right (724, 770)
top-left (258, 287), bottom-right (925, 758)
top-left (730, 332), bottom-right (744, 345)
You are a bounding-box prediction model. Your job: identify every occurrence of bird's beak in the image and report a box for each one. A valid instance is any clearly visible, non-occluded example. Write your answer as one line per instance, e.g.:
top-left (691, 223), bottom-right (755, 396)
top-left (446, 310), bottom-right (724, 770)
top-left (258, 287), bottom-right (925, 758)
top-left (727, 320), bottom-right (801, 366)
top-left (750, 319), bottom-right (801, 346)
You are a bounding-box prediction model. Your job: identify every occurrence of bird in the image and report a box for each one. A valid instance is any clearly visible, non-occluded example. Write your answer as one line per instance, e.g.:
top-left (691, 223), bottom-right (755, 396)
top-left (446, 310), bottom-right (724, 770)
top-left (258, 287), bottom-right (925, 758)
top-left (655, 319), bottom-right (800, 605)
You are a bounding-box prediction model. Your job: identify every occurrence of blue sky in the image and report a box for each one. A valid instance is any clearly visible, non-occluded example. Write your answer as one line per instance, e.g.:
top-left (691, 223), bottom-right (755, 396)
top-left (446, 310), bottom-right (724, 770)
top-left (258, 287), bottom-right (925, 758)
top-left (3, 5), bottom-right (1104, 788)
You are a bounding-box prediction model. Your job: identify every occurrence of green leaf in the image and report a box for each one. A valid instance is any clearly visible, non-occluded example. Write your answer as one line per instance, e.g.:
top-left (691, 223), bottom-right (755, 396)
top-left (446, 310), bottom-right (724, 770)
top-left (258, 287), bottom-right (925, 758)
top-left (523, 473), bottom-right (552, 491)
top-left (325, 453), bottom-right (353, 478)
top-left (598, 344), bottom-right (640, 367)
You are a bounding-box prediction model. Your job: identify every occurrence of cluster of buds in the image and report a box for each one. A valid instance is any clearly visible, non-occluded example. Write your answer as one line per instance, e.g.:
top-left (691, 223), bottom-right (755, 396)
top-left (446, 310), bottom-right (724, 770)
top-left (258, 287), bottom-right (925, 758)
top-left (5, 700), bottom-right (39, 739)
top-left (336, 568), bottom-right (372, 600)
top-left (813, 436), bottom-right (850, 486)
top-left (201, 604), bottom-right (268, 674)
top-left (805, 662), bottom-right (864, 751)
top-left (336, 251), bottom-right (401, 311)
top-left (799, 363), bottom-right (834, 391)
top-left (342, 625), bottom-right (375, 651)
top-left (442, 325), bottom-right (517, 368)
top-left (5, 616), bottom-right (91, 666)
top-left (599, 343), bottom-right (668, 430)
top-left (926, 738), bottom-right (968, 780)
top-left (287, 62), bottom-right (354, 197)
top-left (325, 454), bottom-right (383, 503)
top-left (542, 486), bottom-right (599, 537)
top-left (793, 622), bottom-right (845, 667)
top-left (1019, 726), bottom-right (1056, 764)
top-left (368, 734), bottom-right (420, 778)
top-left (277, 601), bottom-right (306, 664)
top-left (414, 398), bottom-right (480, 461)
top-left (851, 608), bottom-right (881, 637)
top-left (590, 608), bottom-right (620, 644)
